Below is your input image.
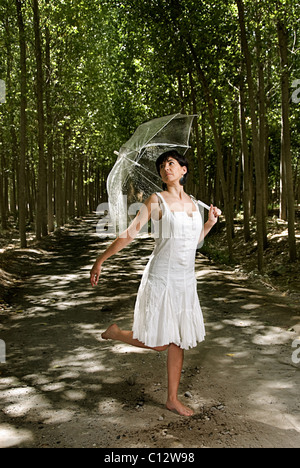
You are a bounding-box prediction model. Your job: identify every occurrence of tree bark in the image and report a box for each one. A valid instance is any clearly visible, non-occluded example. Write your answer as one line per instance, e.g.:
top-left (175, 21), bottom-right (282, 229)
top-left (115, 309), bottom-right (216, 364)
top-left (0, 130), bottom-right (7, 231)
top-left (54, 133), bottom-right (63, 228)
top-left (239, 76), bottom-right (251, 242)
top-left (189, 71), bottom-right (207, 203)
top-left (256, 27), bottom-right (268, 249)
top-left (45, 0), bottom-right (54, 232)
top-left (236, 0), bottom-right (265, 272)
top-left (277, 21), bottom-right (297, 261)
top-left (16, 0), bottom-right (27, 248)
top-left (33, 0), bottom-right (47, 239)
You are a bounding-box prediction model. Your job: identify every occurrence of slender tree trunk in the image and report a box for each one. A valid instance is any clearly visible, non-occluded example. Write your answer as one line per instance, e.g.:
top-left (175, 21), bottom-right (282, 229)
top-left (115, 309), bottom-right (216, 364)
top-left (236, 150), bottom-right (242, 213)
top-left (277, 21), bottom-right (297, 261)
top-left (231, 100), bottom-right (238, 215)
top-left (10, 159), bottom-right (17, 219)
top-left (5, 17), bottom-right (13, 225)
top-left (56, 152), bottom-right (63, 228)
top-left (33, 0), bottom-right (47, 239)
top-left (0, 130), bottom-right (7, 231)
top-left (189, 71), bottom-right (206, 202)
top-left (177, 73), bottom-right (185, 113)
top-left (256, 27), bottom-right (268, 248)
top-left (16, 0), bottom-right (27, 248)
top-left (239, 76), bottom-right (251, 242)
top-left (236, 0), bottom-right (265, 272)
top-left (77, 156), bottom-right (84, 217)
top-left (45, 0), bottom-right (54, 232)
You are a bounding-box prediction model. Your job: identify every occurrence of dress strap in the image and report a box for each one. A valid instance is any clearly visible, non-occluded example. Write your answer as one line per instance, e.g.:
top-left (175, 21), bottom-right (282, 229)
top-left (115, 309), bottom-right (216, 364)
top-left (156, 192), bottom-right (168, 209)
top-left (189, 194), bottom-right (197, 207)
top-left (190, 194), bottom-right (205, 214)
top-left (155, 192), bottom-right (170, 218)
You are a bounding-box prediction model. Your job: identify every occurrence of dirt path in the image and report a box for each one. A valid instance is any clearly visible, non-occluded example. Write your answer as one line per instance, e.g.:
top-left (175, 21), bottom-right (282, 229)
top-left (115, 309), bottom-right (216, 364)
top-left (0, 216), bottom-right (300, 448)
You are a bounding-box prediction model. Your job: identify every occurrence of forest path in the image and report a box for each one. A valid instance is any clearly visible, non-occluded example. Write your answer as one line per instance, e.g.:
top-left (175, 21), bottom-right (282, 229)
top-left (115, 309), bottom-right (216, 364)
top-left (0, 215), bottom-right (300, 448)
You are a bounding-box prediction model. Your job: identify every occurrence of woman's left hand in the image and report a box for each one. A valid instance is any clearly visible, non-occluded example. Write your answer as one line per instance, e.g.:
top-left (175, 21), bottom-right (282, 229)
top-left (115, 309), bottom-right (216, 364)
top-left (208, 205), bottom-right (222, 225)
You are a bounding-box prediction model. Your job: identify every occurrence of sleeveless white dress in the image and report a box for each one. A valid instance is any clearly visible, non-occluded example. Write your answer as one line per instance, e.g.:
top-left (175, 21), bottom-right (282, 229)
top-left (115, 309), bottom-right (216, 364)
top-left (132, 192), bottom-right (205, 350)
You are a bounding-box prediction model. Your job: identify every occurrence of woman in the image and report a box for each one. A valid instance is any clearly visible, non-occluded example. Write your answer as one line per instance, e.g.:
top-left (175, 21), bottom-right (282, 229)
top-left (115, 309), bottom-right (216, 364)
top-left (90, 150), bottom-right (220, 417)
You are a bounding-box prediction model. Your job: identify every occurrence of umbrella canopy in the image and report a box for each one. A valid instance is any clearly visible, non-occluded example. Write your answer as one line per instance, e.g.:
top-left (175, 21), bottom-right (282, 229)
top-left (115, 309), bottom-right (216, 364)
top-left (107, 113), bottom-right (207, 236)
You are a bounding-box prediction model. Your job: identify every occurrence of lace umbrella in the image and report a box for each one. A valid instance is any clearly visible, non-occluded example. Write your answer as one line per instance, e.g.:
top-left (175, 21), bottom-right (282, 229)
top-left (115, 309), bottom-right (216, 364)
top-left (107, 113), bottom-right (210, 236)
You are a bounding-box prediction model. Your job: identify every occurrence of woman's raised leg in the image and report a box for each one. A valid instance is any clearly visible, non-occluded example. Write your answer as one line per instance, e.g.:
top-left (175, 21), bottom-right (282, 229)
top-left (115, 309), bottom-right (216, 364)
top-left (102, 324), bottom-right (168, 352)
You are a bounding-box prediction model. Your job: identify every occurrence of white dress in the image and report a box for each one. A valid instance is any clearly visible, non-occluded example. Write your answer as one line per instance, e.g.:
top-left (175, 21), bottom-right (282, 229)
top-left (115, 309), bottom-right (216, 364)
top-left (132, 192), bottom-right (205, 350)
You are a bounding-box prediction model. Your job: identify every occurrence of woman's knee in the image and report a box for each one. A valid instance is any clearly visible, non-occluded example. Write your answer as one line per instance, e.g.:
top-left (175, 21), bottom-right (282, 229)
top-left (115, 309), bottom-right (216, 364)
top-left (154, 345), bottom-right (169, 352)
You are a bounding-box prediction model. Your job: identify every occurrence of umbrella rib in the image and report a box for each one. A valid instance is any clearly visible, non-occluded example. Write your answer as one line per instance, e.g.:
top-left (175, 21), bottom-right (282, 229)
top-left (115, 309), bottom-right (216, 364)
top-left (141, 113), bottom-right (180, 148)
top-left (140, 113), bottom-right (197, 148)
top-left (122, 154), bottom-right (161, 179)
top-left (124, 167), bottom-right (163, 193)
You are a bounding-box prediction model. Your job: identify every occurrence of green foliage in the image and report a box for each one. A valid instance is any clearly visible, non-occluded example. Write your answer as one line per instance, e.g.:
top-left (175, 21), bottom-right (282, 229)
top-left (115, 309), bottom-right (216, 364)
top-left (0, 0), bottom-right (299, 258)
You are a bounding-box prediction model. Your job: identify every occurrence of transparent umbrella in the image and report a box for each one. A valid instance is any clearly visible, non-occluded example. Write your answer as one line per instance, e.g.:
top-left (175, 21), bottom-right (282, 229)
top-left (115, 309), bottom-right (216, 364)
top-left (107, 113), bottom-right (210, 236)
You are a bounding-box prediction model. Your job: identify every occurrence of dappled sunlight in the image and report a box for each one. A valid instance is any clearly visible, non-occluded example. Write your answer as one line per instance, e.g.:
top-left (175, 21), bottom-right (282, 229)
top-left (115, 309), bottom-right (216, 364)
top-left (247, 382), bottom-right (300, 433)
top-left (0, 424), bottom-right (33, 448)
top-left (40, 409), bottom-right (76, 426)
top-left (50, 348), bottom-right (110, 374)
top-left (3, 391), bottom-right (46, 419)
top-left (240, 303), bottom-right (262, 311)
top-left (269, 230), bottom-right (300, 241)
top-left (110, 343), bottom-right (152, 354)
top-left (0, 374), bottom-right (76, 426)
top-left (252, 326), bottom-right (292, 346)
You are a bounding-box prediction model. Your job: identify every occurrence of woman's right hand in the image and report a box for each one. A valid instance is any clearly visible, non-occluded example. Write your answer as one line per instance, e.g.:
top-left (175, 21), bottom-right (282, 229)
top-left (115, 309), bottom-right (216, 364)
top-left (90, 260), bottom-right (102, 287)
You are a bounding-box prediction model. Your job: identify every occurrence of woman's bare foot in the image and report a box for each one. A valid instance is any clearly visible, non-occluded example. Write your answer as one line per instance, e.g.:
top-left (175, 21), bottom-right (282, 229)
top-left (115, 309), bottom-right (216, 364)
top-left (102, 324), bottom-right (120, 340)
top-left (166, 399), bottom-right (195, 417)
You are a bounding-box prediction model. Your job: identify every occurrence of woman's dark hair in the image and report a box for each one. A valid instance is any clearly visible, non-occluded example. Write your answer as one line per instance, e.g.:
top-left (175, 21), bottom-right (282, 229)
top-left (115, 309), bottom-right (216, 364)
top-left (156, 150), bottom-right (189, 188)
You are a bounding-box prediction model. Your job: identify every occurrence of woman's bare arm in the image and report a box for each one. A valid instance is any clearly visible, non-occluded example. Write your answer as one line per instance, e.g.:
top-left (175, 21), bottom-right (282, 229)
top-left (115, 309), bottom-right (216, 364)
top-left (90, 194), bottom-right (159, 287)
top-left (198, 204), bottom-right (221, 245)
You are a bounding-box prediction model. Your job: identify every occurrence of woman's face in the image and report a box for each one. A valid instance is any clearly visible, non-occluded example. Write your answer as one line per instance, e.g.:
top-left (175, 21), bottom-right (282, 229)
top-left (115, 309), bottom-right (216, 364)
top-left (159, 157), bottom-right (187, 185)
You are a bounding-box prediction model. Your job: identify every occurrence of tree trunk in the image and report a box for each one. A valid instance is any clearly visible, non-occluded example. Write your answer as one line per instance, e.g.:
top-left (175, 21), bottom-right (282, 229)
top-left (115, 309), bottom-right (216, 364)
top-left (0, 131), bottom-right (7, 231)
top-left (277, 21), bottom-right (297, 262)
top-left (16, 0), bottom-right (27, 248)
top-left (33, 0), bottom-right (47, 239)
top-left (189, 71), bottom-right (206, 202)
top-left (236, 0), bottom-right (265, 272)
top-left (45, 0), bottom-right (54, 232)
top-left (56, 153), bottom-right (63, 228)
top-left (239, 76), bottom-right (251, 242)
top-left (231, 100), bottom-right (238, 215)
top-left (256, 27), bottom-right (268, 249)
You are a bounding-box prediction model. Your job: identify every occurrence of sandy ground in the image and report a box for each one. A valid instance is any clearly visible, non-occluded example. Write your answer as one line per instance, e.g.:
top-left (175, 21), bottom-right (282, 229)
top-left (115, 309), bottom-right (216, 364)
top-left (0, 216), bottom-right (300, 448)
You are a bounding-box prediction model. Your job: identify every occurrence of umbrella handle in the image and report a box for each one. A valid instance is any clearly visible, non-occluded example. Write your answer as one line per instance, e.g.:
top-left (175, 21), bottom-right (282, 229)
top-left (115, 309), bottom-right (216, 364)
top-left (197, 200), bottom-right (222, 216)
top-left (197, 200), bottom-right (210, 211)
